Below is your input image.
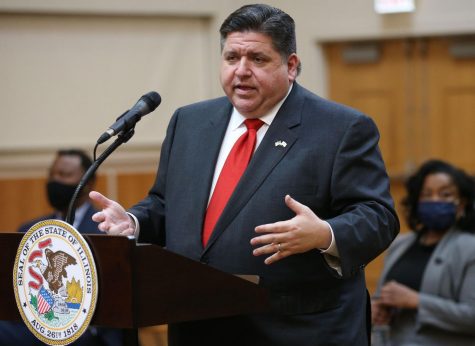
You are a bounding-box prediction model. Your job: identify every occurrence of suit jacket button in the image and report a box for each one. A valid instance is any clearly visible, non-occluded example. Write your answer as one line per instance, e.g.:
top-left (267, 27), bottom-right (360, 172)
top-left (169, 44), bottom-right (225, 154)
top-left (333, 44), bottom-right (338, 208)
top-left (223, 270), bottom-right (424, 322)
top-left (434, 258), bottom-right (443, 265)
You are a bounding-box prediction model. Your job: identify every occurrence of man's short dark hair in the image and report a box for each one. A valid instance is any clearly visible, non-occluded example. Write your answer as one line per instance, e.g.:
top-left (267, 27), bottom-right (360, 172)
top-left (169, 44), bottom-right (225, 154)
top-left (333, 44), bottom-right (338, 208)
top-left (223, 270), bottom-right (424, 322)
top-left (57, 148), bottom-right (95, 181)
top-left (219, 4), bottom-right (301, 75)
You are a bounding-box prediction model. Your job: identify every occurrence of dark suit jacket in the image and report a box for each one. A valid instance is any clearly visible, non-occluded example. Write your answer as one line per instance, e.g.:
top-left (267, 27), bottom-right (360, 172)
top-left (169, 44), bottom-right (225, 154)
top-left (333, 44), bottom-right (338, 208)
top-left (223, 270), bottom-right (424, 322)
top-left (130, 83), bottom-right (399, 345)
top-left (0, 203), bottom-right (123, 346)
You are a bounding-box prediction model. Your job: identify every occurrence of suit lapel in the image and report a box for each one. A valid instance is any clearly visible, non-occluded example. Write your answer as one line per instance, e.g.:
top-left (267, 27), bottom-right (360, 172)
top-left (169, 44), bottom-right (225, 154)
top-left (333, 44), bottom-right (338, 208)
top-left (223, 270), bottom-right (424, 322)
top-left (204, 85), bottom-right (303, 250)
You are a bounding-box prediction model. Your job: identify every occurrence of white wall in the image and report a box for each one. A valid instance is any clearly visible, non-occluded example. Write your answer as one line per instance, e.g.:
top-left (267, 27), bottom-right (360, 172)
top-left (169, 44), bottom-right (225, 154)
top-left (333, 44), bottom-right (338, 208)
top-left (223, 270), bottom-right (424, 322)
top-left (0, 14), bottom-right (211, 150)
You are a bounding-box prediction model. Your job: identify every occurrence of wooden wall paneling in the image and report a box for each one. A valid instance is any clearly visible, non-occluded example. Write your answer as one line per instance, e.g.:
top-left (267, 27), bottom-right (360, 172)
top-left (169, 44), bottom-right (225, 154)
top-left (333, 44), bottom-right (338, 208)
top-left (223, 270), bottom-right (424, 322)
top-left (0, 174), bottom-right (109, 233)
top-left (89, 174), bottom-right (109, 210)
top-left (324, 40), bottom-right (410, 175)
top-left (139, 325), bottom-right (168, 346)
top-left (424, 37), bottom-right (475, 171)
top-left (94, 174), bottom-right (108, 195)
top-left (117, 172), bottom-right (157, 209)
top-left (410, 38), bottom-right (430, 167)
top-left (0, 177), bottom-right (51, 232)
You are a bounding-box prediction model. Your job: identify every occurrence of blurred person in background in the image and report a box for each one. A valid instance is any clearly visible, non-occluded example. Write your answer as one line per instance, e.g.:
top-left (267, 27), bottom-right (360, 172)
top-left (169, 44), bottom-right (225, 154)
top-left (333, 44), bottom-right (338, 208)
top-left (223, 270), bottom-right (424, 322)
top-left (17, 148), bottom-right (101, 233)
top-left (372, 159), bottom-right (475, 345)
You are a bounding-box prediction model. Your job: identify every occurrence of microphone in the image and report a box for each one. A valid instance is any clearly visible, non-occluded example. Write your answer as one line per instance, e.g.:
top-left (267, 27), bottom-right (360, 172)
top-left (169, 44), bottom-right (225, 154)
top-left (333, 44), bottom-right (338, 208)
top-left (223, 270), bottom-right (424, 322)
top-left (97, 91), bottom-right (161, 144)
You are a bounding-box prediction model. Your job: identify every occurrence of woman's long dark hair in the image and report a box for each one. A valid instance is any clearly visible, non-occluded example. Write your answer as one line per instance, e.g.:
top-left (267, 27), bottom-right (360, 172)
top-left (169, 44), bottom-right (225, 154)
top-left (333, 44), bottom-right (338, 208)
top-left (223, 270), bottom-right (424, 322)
top-left (402, 159), bottom-right (475, 232)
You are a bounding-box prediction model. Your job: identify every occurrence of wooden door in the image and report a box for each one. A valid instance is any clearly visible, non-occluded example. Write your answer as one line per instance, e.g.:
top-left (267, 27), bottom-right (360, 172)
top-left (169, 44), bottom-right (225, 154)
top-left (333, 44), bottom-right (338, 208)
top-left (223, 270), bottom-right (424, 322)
top-left (424, 37), bottom-right (475, 171)
top-left (324, 36), bottom-right (475, 175)
top-left (324, 40), bottom-right (411, 176)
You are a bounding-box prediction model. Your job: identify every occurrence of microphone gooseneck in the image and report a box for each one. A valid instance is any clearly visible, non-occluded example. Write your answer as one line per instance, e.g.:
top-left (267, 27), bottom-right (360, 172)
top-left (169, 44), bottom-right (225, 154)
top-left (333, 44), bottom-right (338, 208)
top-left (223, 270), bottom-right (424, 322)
top-left (66, 91), bottom-right (161, 225)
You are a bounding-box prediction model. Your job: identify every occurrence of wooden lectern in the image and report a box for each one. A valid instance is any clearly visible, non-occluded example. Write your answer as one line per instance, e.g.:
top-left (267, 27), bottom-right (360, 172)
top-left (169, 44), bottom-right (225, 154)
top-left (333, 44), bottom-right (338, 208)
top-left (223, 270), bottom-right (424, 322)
top-left (0, 233), bottom-right (269, 345)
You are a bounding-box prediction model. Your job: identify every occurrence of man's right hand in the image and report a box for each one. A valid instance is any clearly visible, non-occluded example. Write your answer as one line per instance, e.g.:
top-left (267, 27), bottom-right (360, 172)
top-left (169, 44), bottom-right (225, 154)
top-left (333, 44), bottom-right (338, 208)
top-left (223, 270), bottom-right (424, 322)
top-left (89, 191), bottom-right (135, 236)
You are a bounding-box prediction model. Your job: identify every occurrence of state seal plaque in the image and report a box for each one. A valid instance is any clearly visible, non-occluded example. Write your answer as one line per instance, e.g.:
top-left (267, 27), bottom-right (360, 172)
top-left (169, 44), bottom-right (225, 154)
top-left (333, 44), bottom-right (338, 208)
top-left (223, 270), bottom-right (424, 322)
top-left (13, 220), bottom-right (98, 345)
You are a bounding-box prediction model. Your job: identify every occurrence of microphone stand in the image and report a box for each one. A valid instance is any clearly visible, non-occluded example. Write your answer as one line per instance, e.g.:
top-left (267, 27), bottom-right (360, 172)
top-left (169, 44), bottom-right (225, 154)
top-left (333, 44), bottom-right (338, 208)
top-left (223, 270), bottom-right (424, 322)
top-left (65, 127), bottom-right (135, 225)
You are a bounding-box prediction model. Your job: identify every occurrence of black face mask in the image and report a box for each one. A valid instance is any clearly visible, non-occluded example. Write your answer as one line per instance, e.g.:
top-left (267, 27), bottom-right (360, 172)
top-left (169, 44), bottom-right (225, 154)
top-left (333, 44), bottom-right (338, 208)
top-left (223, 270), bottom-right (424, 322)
top-left (46, 181), bottom-right (78, 212)
top-left (417, 201), bottom-right (457, 232)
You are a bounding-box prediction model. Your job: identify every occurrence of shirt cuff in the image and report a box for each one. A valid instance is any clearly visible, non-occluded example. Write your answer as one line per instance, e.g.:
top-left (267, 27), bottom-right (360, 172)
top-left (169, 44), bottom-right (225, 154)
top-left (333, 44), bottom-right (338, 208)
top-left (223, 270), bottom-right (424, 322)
top-left (127, 212), bottom-right (140, 239)
top-left (319, 221), bottom-right (339, 257)
top-left (319, 221), bottom-right (342, 276)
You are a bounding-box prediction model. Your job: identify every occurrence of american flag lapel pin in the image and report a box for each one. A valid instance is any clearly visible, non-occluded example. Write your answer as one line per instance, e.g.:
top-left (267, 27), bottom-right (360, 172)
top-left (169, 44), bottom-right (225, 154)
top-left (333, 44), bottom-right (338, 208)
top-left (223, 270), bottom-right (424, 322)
top-left (274, 140), bottom-right (287, 148)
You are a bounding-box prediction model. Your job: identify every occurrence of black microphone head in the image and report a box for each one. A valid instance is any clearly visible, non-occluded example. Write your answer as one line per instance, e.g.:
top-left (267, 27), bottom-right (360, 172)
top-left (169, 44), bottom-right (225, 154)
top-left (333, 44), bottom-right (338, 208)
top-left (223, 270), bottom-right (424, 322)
top-left (141, 91), bottom-right (161, 112)
top-left (97, 91), bottom-right (162, 144)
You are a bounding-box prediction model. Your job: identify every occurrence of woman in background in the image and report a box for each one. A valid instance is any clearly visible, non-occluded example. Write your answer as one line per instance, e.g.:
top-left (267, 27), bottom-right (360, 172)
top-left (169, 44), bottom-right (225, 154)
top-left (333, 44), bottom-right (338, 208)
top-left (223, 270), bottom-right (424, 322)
top-left (372, 159), bottom-right (475, 345)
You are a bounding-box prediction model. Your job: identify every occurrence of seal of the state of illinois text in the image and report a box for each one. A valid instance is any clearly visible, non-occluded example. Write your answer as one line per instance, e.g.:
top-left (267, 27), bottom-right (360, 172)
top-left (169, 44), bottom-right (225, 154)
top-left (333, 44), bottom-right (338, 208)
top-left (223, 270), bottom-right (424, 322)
top-left (13, 219), bottom-right (98, 345)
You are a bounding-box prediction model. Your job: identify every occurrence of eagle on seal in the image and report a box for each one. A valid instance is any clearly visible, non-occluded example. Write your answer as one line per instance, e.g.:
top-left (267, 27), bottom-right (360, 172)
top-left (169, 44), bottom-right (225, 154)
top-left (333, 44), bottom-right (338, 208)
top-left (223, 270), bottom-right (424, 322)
top-left (35, 248), bottom-right (77, 294)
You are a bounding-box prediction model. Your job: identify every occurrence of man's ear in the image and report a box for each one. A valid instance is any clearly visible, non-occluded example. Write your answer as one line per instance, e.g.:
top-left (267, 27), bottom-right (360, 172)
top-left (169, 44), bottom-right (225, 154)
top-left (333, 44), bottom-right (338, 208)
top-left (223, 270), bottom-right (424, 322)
top-left (287, 53), bottom-right (300, 81)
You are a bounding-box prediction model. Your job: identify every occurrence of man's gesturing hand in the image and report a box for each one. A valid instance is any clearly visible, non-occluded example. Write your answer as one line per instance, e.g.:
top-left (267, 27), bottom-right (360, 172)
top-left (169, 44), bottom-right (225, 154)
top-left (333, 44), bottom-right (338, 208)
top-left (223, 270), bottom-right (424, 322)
top-left (89, 191), bottom-right (135, 236)
top-left (250, 195), bottom-right (332, 265)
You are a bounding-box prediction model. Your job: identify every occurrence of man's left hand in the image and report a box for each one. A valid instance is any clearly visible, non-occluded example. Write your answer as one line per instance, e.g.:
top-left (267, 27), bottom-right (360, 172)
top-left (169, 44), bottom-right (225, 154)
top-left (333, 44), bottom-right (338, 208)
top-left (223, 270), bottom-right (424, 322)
top-left (250, 195), bottom-right (332, 264)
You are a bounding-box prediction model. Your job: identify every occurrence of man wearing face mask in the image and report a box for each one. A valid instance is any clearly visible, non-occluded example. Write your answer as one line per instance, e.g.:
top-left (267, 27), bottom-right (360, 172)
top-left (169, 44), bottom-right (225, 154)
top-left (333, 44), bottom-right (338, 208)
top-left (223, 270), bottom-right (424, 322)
top-left (371, 159), bottom-right (475, 346)
top-left (0, 149), bottom-right (123, 346)
top-left (17, 149), bottom-right (102, 234)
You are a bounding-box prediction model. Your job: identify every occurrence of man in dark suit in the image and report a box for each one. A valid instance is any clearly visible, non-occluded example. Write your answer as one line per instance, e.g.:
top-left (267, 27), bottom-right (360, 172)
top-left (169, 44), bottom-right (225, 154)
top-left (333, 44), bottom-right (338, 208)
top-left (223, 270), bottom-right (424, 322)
top-left (17, 149), bottom-right (102, 234)
top-left (0, 149), bottom-right (123, 346)
top-left (90, 4), bottom-right (399, 345)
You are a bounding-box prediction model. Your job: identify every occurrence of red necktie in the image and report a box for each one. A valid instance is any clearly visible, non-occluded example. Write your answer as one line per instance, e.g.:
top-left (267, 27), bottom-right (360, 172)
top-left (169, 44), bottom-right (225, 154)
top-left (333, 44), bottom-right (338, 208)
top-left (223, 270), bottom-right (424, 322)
top-left (202, 118), bottom-right (264, 246)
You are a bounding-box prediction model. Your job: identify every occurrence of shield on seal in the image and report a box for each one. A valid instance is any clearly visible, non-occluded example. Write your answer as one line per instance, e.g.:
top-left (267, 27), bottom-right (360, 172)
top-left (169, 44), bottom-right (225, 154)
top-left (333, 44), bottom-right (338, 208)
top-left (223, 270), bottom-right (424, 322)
top-left (13, 220), bottom-right (98, 346)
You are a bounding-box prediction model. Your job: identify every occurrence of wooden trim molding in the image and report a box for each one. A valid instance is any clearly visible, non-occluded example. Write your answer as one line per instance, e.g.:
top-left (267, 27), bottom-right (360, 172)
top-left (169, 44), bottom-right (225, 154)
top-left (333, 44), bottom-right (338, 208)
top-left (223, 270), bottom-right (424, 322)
top-left (0, 144), bottom-right (162, 179)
